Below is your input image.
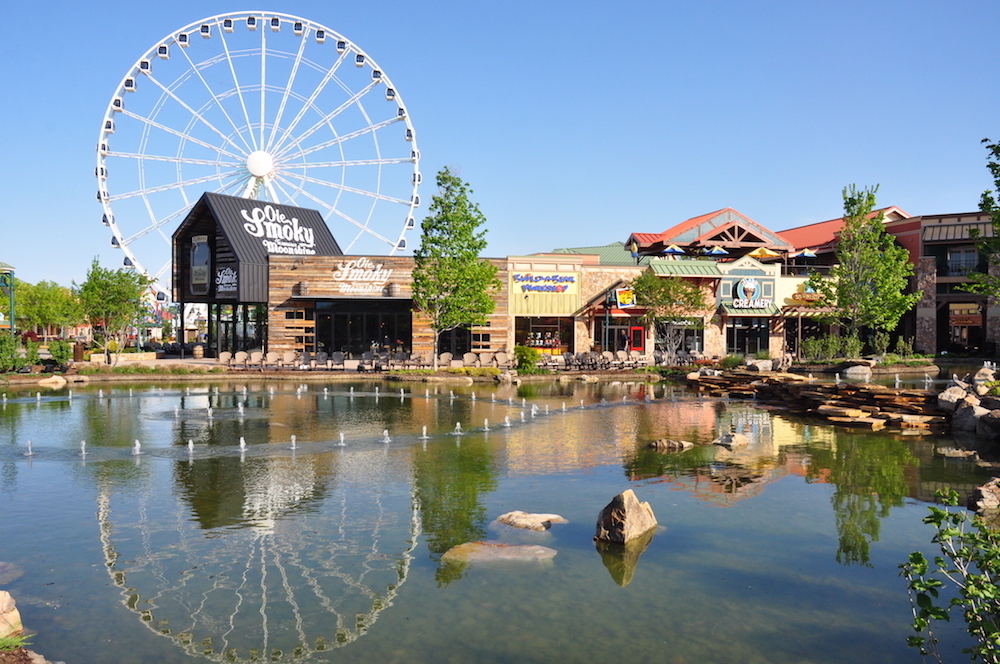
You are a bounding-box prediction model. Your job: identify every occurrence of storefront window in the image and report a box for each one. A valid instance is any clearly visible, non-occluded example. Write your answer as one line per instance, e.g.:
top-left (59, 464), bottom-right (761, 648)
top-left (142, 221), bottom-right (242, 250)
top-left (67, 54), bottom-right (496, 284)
top-left (515, 317), bottom-right (572, 353)
top-left (726, 317), bottom-right (770, 356)
top-left (314, 300), bottom-right (412, 357)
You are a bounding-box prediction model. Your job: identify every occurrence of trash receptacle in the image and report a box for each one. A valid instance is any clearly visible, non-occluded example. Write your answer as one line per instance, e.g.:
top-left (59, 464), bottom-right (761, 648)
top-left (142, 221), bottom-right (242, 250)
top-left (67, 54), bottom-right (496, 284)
top-left (192, 344), bottom-right (204, 359)
top-left (73, 343), bottom-right (85, 363)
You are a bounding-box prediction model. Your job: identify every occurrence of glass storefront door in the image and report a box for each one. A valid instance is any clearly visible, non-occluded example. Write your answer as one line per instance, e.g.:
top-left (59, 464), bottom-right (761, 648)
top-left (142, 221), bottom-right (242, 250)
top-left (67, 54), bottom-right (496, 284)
top-left (726, 317), bottom-right (770, 356)
top-left (314, 300), bottom-right (412, 358)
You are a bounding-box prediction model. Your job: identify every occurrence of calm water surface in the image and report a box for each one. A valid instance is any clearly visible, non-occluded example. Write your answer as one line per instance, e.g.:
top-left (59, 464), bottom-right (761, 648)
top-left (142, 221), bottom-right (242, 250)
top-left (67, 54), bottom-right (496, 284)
top-left (0, 379), bottom-right (992, 663)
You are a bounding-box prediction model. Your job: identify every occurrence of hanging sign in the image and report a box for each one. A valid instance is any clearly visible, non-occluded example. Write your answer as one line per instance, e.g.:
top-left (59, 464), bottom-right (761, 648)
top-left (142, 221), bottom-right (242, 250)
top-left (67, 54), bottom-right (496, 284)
top-left (215, 266), bottom-right (238, 294)
top-left (615, 287), bottom-right (636, 308)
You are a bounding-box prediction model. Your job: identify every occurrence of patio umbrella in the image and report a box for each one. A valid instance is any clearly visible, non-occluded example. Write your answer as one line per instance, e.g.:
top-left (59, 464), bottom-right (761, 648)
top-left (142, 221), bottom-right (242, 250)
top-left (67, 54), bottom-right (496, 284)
top-left (748, 247), bottom-right (780, 259)
top-left (789, 248), bottom-right (816, 259)
top-left (706, 246), bottom-right (729, 256)
top-left (662, 244), bottom-right (686, 255)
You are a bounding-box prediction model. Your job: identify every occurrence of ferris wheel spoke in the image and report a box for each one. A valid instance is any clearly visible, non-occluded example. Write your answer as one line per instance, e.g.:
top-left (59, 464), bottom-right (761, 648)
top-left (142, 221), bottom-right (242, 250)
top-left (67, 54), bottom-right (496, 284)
top-left (109, 168), bottom-right (244, 203)
top-left (271, 80), bottom-right (381, 161)
top-left (284, 171), bottom-right (411, 206)
top-left (269, 50), bottom-right (351, 156)
top-left (275, 177), bottom-right (394, 247)
top-left (259, 25), bottom-right (267, 148)
top-left (277, 116), bottom-right (403, 163)
top-left (280, 157), bottom-right (414, 169)
top-left (174, 40), bottom-right (255, 154)
top-left (109, 151), bottom-right (242, 169)
top-left (119, 110), bottom-right (246, 161)
top-left (265, 29), bottom-right (311, 153)
top-left (119, 203), bottom-right (196, 246)
top-left (217, 29), bottom-right (259, 151)
top-left (143, 74), bottom-right (252, 157)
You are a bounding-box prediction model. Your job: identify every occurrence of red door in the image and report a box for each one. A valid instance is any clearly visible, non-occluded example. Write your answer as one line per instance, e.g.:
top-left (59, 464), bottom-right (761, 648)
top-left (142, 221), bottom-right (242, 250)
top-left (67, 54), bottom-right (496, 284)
top-left (629, 326), bottom-right (645, 352)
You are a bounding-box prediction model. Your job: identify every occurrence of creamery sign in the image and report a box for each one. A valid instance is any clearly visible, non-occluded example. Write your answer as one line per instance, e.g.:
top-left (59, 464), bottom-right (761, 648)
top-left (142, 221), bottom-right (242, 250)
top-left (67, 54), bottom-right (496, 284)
top-left (332, 257), bottom-right (394, 294)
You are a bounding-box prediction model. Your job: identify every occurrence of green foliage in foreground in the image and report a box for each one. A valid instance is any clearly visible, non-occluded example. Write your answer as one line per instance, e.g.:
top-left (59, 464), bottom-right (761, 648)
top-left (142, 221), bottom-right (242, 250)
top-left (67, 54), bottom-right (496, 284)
top-left (513, 346), bottom-right (551, 375)
top-left (0, 634), bottom-right (32, 651)
top-left (900, 489), bottom-right (1000, 663)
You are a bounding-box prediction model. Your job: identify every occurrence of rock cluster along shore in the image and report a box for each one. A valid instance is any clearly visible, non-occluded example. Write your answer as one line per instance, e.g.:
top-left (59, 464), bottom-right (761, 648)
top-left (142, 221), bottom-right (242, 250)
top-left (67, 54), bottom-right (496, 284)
top-left (687, 369), bottom-right (946, 433)
top-left (936, 365), bottom-right (1000, 439)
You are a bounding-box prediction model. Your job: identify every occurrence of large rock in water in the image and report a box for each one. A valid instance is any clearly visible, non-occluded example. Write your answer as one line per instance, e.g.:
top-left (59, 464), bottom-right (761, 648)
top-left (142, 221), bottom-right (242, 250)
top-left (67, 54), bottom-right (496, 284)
top-left (977, 410), bottom-right (1000, 441)
top-left (492, 511), bottom-right (568, 531)
top-left (594, 490), bottom-right (657, 544)
top-left (0, 590), bottom-right (23, 639)
top-left (953, 401), bottom-right (990, 433)
top-left (595, 528), bottom-right (656, 587)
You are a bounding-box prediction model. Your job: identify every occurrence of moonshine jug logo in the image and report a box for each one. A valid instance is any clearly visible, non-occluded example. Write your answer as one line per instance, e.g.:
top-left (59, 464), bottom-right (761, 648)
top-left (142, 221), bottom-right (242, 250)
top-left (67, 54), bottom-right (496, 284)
top-left (240, 204), bottom-right (317, 255)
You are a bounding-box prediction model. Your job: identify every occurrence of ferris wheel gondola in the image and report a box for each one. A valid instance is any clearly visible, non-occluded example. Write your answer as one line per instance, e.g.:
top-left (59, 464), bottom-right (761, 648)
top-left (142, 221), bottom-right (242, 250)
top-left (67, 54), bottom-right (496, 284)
top-left (96, 12), bottom-right (421, 297)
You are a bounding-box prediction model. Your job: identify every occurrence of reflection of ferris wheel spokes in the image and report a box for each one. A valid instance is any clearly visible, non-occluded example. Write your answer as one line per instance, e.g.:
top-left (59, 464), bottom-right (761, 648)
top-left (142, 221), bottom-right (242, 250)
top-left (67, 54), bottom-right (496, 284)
top-left (97, 11), bottom-right (420, 296)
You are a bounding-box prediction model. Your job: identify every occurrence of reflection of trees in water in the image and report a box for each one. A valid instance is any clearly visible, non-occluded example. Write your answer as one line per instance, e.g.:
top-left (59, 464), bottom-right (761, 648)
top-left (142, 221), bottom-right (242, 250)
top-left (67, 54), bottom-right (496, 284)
top-left (412, 437), bottom-right (498, 585)
top-left (806, 433), bottom-right (915, 567)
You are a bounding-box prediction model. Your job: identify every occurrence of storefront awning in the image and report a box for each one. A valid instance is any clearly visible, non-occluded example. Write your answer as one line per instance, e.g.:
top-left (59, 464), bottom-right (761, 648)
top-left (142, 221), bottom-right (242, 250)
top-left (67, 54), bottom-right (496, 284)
top-left (720, 303), bottom-right (780, 316)
top-left (780, 305), bottom-right (836, 318)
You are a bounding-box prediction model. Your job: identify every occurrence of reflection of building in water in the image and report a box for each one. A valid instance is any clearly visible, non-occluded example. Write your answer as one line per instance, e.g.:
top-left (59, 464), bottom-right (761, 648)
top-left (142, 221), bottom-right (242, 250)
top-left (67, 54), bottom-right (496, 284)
top-left (631, 407), bottom-right (837, 507)
top-left (96, 449), bottom-right (419, 663)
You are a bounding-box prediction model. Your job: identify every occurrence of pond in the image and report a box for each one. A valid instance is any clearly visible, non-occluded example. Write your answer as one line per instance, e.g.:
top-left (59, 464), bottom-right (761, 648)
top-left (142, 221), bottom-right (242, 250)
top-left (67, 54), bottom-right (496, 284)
top-left (0, 378), bottom-right (992, 663)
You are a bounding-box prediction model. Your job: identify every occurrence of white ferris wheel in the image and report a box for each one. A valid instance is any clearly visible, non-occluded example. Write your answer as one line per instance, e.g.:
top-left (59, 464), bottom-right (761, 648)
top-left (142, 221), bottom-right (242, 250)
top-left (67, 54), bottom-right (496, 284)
top-left (96, 12), bottom-right (421, 297)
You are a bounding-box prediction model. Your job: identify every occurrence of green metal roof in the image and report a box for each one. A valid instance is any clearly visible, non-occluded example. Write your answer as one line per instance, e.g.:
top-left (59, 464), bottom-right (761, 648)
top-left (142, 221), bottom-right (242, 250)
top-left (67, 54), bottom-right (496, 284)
top-left (549, 242), bottom-right (650, 266)
top-left (720, 302), bottom-right (780, 316)
top-left (649, 260), bottom-right (722, 277)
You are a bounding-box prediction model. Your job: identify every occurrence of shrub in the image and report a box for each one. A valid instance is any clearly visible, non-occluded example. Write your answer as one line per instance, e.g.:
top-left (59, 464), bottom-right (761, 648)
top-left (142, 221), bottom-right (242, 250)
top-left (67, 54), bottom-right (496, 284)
top-left (819, 335), bottom-right (842, 361)
top-left (513, 345), bottom-right (546, 374)
top-left (755, 350), bottom-right (772, 360)
top-left (841, 335), bottom-right (863, 359)
top-left (894, 336), bottom-right (914, 358)
top-left (48, 339), bottom-right (73, 366)
top-left (882, 353), bottom-right (902, 366)
top-left (0, 332), bottom-right (21, 373)
top-left (900, 488), bottom-right (1000, 663)
top-left (871, 331), bottom-right (891, 356)
top-left (444, 366), bottom-right (502, 377)
top-left (801, 337), bottom-right (823, 362)
top-left (24, 340), bottom-right (41, 366)
top-left (720, 355), bottom-right (743, 370)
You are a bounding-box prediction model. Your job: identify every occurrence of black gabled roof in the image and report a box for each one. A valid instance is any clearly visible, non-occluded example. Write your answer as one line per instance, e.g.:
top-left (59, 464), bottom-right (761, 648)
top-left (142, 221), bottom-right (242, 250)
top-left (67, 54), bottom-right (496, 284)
top-left (173, 192), bottom-right (343, 264)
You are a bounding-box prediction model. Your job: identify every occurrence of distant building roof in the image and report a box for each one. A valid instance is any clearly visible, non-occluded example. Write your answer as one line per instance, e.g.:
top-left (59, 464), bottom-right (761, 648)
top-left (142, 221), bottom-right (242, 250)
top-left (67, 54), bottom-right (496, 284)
top-left (649, 259), bottom-right (723, 277)
top-left (778, 206), bottom-right (910, 252)
top-left (626, 208), bottom-right (794, 257)
top-left (549, 241), bottom-right (650, 266)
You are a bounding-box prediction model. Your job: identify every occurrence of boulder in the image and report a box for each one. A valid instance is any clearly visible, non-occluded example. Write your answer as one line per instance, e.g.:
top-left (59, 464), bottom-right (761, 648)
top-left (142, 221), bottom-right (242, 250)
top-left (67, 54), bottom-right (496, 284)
top-left (842, 364), bottom-right (872, 381)
top-left (977, 410), bottom-right (1000, 441)
top-left (594, 489), bottom-right (657, 544)
top-left (648, 439), bottom-right (694, 451)
top-left (0, 590), bottom-right (23, 639)
top-left (745, 360), bottom-right (773, 373)
top-left (969, 478), bottom-right (1000, 513)
top-left (952, 402), bottom-right (990, 433)
top-left (712, 433), bottom-right (750, 448)
top-left (492, 511), bottom-right (568, 531)
top-left (938, 385), bottom-right (969, 413)
top-left (440, 541), bottom-right (557, 564)
top-left (975, 367), bottom-right (997, 384)
top-left (37, 375), bottom-right (67, 388)
top-left (981, 396), bottom-right (1000, 411)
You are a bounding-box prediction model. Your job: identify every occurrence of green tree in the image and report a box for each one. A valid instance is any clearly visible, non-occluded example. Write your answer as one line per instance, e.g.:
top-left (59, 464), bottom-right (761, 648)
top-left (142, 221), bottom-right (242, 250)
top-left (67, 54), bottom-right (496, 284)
top-left (806, 185), bottom-right (920, 336)
top-left (962, 138), bottom-right (1000, 298)
top-left (14, 280), bottom-right (82, 337)
top-left (75, 258), bottom-right (151, 363)
top-left (630, 270), bottom-right (706, 359)
top-left (412, 168), bottom-right (501, 369)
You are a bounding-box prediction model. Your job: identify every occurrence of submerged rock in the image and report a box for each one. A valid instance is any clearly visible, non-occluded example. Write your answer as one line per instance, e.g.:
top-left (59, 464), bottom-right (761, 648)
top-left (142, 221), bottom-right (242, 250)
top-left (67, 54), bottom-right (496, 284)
top-left (594, 489), bottom-right (657, 544)
top-left (492, 511), bottom-right (567, 531)
top-left (712, 433), bottom-right (749, 448)
top-left (441, 541), bottom-right (557, 564)
top-left (0, 590), bottom-right (23, 639)
top-left (648, 439), bottom-right (694, 451)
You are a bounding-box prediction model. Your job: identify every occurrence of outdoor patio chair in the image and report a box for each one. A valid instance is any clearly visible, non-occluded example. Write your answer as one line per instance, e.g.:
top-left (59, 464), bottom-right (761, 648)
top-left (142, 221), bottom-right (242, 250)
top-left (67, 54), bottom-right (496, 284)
top-left (298, 351), bottom-right (313, 370)
top-left (438, 352), bottom-right (453, 368)
top-left (262, 351), bottom-right (281, 370)
top-left (494, 352), bottom-right (512, 370)
top-left (359, 351), bottom-right (376, 372)
top-left (603, 351), bottom-right (622, 369)
top-left (462, 352), bottom-right (478, 368)
top-left (616, 350), bottom-right (636, 368)
top-left (392, 352), bottom-right (409, 369)
top-left (233, 351), bottom-right (249, 370)
top-left (631, 350), bottom-right (650, 367)
top-left (248, 350), bottom-right (264, 370)
top-left (561, 352), bottom-right (578, 370)
top-left (280, 350), bottom-right (297, 369)
top-left (312, 351), bottom-right (329, 370)
top-left (329, 351), bottom-right (346, 371)
top-left (217, 351), bottom-right (232, 369)
top-left (478, 352), bottom-right (494, 368)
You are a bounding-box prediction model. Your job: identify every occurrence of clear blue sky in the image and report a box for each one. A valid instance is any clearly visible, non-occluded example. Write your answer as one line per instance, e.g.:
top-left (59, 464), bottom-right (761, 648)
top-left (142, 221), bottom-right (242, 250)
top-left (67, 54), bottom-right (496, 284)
top-left (2, 0), bottom-right (998, 286)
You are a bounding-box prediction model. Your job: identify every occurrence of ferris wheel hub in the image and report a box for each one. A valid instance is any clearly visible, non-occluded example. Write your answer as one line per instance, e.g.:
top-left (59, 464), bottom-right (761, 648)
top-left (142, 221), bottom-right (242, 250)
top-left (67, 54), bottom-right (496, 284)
top-left (246, 150), bottom-right (275, 178)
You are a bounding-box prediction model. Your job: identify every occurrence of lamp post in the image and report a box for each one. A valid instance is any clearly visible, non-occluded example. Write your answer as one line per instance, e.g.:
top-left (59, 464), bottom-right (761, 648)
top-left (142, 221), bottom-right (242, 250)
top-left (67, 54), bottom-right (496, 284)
top-left (0, 261), bottom-right (14, 337)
